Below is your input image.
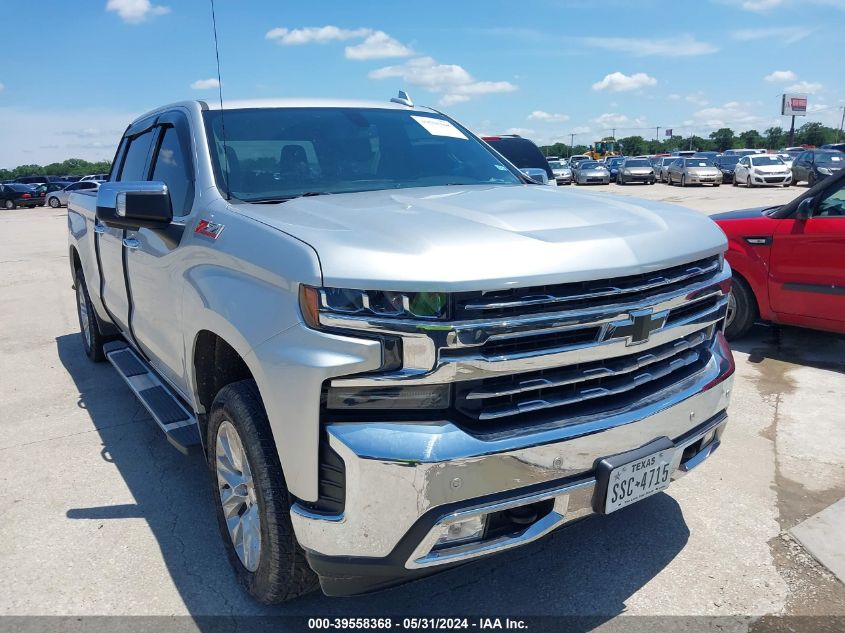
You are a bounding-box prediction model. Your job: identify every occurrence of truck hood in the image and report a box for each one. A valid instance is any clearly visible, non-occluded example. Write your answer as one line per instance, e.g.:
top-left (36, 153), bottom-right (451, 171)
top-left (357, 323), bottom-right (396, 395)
top-left (232, 184), bottom-right (727, 291)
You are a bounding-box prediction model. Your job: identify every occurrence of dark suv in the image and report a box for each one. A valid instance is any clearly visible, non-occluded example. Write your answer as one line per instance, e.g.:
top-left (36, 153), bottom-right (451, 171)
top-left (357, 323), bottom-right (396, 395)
top-left (481, 135), bottom-right (554, 183)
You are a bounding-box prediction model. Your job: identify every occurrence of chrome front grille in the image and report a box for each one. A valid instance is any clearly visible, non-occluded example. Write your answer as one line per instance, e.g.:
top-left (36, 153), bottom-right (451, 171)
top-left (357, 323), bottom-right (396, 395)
top-left (455, 331), bottom-right (711, 422)
top-left (324, 253), bottom-right (730, 430)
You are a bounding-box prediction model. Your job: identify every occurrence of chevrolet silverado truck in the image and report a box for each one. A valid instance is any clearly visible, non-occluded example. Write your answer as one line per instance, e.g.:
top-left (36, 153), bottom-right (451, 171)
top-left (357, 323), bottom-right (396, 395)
top-left (714, 167), bottom-right (845, 339)
top-left (67, 96), bottom-right (735, 602)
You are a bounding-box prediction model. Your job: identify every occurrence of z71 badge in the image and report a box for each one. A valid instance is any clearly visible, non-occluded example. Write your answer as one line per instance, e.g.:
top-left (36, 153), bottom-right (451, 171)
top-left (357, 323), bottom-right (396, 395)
top-left (195, 219), bottom-right (224, 239)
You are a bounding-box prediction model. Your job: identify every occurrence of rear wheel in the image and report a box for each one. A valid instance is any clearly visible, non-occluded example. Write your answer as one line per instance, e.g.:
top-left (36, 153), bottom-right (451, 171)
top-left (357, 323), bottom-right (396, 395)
top-left (208, 381), bottom-right (319, 604)
top-left (725, 275), bottom-right (757, 340)
top-left (74, 269), bottom-right (106, 362)
top-left (48, 196), bottom-right (60, 208)
top-left (3, 200), bottom-right (14, 210)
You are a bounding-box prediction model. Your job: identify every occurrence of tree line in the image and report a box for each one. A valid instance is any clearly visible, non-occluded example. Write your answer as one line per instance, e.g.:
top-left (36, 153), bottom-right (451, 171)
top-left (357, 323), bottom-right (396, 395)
top-left (0, 158), bottom-right (112, 181)
top-left (541, 122), bottom-right (842, 157)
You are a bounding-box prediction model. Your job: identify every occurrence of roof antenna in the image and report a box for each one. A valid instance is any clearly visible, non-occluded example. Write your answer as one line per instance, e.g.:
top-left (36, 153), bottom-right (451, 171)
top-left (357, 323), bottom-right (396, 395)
top-left (390, 90), bottom-right (414, 107)
top-left (209, 0), bottom-right (231, 200)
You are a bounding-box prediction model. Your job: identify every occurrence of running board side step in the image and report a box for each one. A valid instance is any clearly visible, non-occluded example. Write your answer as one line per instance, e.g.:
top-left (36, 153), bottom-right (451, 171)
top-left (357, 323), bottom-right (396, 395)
top-left (104, 341), bottom-right (201, 453)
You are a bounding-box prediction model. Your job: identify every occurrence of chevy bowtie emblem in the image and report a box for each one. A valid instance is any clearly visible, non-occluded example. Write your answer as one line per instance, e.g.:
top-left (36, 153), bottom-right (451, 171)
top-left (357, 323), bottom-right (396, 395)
top-left (195, 219), bottom-right (225, 239)
top-left (606, 308), bottom-right (669, 346)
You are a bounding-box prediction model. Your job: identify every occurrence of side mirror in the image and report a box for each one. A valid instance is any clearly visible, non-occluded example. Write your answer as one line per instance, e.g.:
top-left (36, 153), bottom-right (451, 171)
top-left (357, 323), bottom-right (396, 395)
top-left (795, 197), bottom-right (815, 220)
top-left (96, 181), bottom-right (172, 230)
top-left (520, 168), bottom-right (549, 185)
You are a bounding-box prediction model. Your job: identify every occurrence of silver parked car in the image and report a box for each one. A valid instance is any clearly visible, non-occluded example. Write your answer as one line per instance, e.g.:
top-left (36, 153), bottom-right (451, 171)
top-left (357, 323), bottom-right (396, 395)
top-left (656, 157), bottom-right (678, 183)
top-left (573, 160), bottom-right (610, 185)
top-left (46, 180), bottom-right (103, 208)
top-left (667, 158), bottom-right (722, 187)
top-left (616, 158), bottom-right (656, 185)
top-left (548, 159), bottom-right (573, 185)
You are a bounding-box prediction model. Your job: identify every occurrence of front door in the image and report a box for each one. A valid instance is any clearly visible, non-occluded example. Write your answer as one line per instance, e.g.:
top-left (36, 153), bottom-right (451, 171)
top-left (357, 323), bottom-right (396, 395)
top-left (125, 113), bottom-right (196, 393)
top-left (769, 178), bottom-right (845, 327)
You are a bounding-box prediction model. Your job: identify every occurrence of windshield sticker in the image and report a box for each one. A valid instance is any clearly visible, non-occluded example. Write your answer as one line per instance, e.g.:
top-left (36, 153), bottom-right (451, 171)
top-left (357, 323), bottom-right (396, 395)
top-left (411, 116), bottom-right (468, 140)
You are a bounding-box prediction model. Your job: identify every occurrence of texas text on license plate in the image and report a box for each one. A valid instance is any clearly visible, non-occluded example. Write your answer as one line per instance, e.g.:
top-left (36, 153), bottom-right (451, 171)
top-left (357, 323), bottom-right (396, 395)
top-left (593, 437), bottom-right (678, 515)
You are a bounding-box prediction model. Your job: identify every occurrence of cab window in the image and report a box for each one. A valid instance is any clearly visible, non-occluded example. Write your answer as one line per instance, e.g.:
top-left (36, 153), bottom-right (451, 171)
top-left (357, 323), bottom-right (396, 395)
top-left (119, 130), bottom-right (156, 181)
top-left (150, 125), bottom-right (193, 216)
top-left (816, 183), bottom-right (845, 218)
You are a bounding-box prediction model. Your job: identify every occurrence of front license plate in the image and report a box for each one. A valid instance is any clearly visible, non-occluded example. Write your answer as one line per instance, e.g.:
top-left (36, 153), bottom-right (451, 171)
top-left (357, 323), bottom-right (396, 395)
top-left (604, 449), bottom-right (675, 513)
top-left (592, 436), bottom-right (677, 515)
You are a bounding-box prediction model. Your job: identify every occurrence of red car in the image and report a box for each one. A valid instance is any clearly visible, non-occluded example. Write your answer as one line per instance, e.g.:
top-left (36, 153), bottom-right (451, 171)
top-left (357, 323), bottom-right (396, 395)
top-left (713, 168), bottom-right (845, 339)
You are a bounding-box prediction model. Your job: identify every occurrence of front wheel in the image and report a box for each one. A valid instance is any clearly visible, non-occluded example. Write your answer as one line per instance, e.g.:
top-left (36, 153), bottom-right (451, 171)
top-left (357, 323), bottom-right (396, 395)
top-left (681, 175), bottom-right (687, 187)
top-left (747, 176), bottom-right (754, 188)
top-left (208, 381), bottom-right (319, 604)
top-left (3, 199), bottom-right (15, 210)
top-left (725, 275), bottom-right (758, 340)
top-left (808, 173), bottom-right (817, 188)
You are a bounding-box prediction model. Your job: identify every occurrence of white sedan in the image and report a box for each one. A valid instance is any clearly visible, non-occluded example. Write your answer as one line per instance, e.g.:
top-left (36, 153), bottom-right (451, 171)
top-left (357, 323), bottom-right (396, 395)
top-left (45, 180), bottom-right (103, 208)
top-left (733, 155), bottom-right (792, 188)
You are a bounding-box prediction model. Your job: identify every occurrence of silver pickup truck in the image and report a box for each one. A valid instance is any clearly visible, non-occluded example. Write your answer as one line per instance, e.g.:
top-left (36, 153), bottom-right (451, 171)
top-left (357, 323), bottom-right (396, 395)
top-left (67, 96), bottom-right (735, 602)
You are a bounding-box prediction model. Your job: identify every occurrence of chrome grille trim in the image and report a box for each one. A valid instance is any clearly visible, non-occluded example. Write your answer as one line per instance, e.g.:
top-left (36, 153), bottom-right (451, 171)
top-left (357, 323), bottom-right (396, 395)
top-left (460, 257), bottom-right (721, 313)
top-left (465, 331), bottom-right (708, 401)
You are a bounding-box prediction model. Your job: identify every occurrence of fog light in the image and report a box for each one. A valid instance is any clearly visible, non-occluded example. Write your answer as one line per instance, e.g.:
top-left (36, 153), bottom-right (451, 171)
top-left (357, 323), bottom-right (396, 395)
top-left (326, 384), bottom-right (450, 410)
top-left (434, 516), bottom-right (486, 549)
top-left (701, 428), bottom-right (716, 447)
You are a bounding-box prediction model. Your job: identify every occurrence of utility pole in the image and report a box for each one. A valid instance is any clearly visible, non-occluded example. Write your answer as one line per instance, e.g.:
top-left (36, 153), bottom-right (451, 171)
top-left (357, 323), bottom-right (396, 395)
top-left (655, 126), bottom-right (660, 142)
top-left (611, 127), bottom-right (616, 139)
top-left (569, 133), bottom-right (575, 156)
top-left (839, 106), bottom-right (845, 141)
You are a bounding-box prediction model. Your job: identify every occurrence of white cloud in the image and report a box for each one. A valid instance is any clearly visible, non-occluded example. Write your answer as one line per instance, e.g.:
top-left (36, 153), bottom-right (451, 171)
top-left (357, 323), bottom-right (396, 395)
top-left (190, 78), bottom-right (220, 90)
top-left (689, 101), bottom-right (775, 130)
top-left (581, 34), bottom-right (718, 57)
top-left (685, 91), bottom-right (709, 106)
top-left (369, 56), bottom-right (516, 106)
top-left (265, 26), bottom-right (370, 45)
top-left (764, 70), bottom-right (798, 82)
top-left (786, 81), bottom-right (824, 94)
top-left (265, 26), bottom-right (412, 60)
top-left (105, 0), bottom-right (170, 24)
top-left (592, 72), bottom-right (657, 92)
top-left (730, 0), bottom-right (845, 11)
top-left (592, 113), bottom-right (629, 126)
top-left (527, 111), bottom-right (570, 122)
top-left (571, 126), bottom-right (592, 135)
top-left (732, 27), bottom-right (814, 43)
top-left (504, 128), bottom-right (536, 137)
top-left (344, 31), bottom-right (412, 60)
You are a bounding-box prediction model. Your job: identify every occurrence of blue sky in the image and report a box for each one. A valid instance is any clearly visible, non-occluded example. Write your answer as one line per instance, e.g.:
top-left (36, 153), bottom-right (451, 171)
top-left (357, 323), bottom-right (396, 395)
top-left (1, 0), bottom-right (843, 168)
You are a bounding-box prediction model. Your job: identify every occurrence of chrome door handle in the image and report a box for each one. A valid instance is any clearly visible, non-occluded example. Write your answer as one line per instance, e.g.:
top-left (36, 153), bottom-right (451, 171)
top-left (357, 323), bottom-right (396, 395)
top-left (122, 237), bottom-right (140, 249)
top-left (93, 223), bottom-right (106, 234)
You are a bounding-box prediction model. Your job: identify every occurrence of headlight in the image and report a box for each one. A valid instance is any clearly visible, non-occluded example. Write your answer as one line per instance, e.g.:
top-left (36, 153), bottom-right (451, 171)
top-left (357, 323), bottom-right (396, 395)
top-left (301, 285), bottom-right (448, 324)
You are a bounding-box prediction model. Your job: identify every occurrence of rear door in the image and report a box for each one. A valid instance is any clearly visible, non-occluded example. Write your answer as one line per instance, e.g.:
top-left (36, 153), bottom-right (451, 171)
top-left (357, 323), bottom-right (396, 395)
top-left (97, 121), bottom-right (157, 334)
top-left (124, 111), bottom-right (196, 392)
top-left (769, 178), bottom-right (845, 328)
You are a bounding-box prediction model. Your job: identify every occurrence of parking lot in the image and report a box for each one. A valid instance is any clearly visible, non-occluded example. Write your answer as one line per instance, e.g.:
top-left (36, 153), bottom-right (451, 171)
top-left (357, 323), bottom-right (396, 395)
top-left (1, 182), bottom-right (844, 628)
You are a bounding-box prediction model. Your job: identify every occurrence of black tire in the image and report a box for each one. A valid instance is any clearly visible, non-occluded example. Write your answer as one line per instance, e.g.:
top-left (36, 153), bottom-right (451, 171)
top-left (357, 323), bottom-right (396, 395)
top-left (48, 197), bottom-right (60, 208)
top-left (681, 174), bottom-right (687, 188)
top-left (747, 176), bottom-right (754, 189)
top-left (74, 269), bottom-right (106, 362)
top-left (732, 177), bottom-right (738, 187)
top-left (207, 381), bottom-right (319, 604)
top-left (3, 199), bottom-right (15, 210)
top-left (808, 172), bottom-right (817, 188)
top-left (725, 275), bottom-right (758, 340)
top-left (618, 175), bottom-right (625, 185)
top-left (714, 183), bottom-right (720, 187)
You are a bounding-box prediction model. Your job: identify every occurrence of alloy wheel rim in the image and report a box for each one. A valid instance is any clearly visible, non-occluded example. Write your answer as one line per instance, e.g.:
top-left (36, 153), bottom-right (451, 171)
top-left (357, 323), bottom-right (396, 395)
top-left (216, 420), bottom-right (262, 572)
top-left (77, 284), bottom-right (92, 349)
top-left (726, 292), bottom-right (737, 328)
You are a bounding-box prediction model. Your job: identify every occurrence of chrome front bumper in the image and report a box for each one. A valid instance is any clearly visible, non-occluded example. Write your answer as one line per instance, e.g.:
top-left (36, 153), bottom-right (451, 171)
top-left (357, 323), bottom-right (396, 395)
top-left (291, 334), bottom-right (733, 567)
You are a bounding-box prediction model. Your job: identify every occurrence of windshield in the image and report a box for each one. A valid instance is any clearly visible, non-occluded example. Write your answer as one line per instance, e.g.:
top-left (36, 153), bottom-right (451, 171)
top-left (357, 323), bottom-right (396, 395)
top-left (202, 108), bottom-right (521, 202)
top-left (818, 153), bottom-right (845, 165)
top-left (750, 156), bottom-right (785, 166)
top-left (718, 156), bottom-right (740, 166)
top-left (684, 159), bottom-right (714, 167)
top-left (624, 159), bottom-right (650, 167)
top-left (608, 158), bottom-right (624, 166)
top-left (547, 161), bottom-right (563, 169)
top-left (8, 184), bottom-right (35, 192)
top-left (580, 161), bottom-right (602, 169)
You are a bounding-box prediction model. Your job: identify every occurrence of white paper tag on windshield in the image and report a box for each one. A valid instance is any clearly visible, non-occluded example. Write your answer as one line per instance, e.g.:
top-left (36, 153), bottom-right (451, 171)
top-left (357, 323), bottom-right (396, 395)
top-left (411, 116), bottom-right (467, 140)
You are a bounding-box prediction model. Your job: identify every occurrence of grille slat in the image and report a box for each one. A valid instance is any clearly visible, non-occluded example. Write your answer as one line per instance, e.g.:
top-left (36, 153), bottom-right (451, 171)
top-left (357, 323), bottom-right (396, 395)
top-left (457, 333), bottom-right (710, 421)
top-left (455, 255), bottom-right (720, 319)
